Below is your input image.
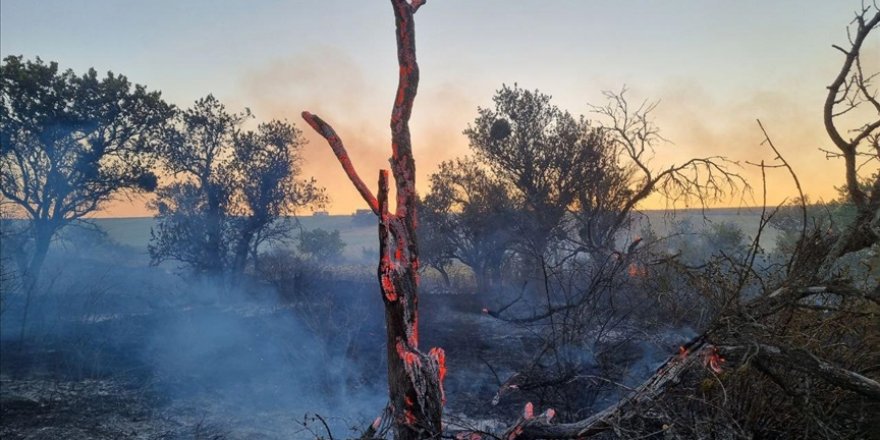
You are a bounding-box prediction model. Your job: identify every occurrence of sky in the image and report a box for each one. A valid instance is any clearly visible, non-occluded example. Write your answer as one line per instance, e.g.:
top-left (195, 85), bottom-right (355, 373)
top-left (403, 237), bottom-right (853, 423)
top-left (1, 0), bottom-right (877, 217)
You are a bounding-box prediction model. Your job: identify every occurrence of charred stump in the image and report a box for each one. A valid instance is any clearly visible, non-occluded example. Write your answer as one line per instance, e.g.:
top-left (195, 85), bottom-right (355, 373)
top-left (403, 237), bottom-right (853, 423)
top-left (302, 1), bottom-right (445, 439)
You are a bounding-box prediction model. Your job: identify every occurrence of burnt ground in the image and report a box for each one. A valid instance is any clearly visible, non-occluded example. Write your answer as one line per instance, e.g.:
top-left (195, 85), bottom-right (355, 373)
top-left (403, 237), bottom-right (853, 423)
top-left (0, 265), bottom-right (684, 439)
top-left (1, 376), bottom-right (181, 440)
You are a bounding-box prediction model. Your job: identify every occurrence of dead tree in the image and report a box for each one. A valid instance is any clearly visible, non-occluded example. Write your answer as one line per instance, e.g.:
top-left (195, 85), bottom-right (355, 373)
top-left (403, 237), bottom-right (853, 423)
top-left (462, 5), bottom-right (880, 439)
top-left (821, 4), bottom-right (880, 266)
top-left (301, 1), bottom-right (445, 439)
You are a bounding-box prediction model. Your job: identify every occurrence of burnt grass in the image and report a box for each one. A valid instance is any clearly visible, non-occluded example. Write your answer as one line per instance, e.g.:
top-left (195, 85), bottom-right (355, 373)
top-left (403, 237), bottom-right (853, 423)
top-left (1, 261), bottom-right (678, 439)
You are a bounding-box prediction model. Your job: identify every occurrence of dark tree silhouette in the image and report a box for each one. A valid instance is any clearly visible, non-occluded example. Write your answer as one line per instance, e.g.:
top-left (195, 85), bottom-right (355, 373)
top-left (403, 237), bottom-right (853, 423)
top-left (301, 1), bottom-right (446, 439)
top-left (298, 228), bottom-right (345, 263)
top-left (464, 85), bottom-right (609, 259)
top-left (421, 157), bottom-right (516, 292)
top-left (0, 56), bottom-right (172, 286)
top-left (150, 95), bottom-right (323, 275)
top-left (821, 4), bottom-right (880, 262)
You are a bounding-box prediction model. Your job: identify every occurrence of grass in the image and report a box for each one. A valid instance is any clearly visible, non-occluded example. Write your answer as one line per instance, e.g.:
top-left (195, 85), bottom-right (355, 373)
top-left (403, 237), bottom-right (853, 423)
top-left (91, 208), bottom-right (780, 262)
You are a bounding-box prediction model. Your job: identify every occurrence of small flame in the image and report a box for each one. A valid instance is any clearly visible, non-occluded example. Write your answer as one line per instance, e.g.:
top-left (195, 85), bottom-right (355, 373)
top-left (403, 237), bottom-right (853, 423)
top-left (628, 262), bottom-right (647, 278)
top-left (429, 347), bottom-right (447, 405)
top-left (403, 395), bottom-right (417, 424)
top-left (523, 402), bottom-right (534, 419)
top-left (703, 347), bottom-right (725, 373)
top-left (396, 342), bottom-right (421, 368)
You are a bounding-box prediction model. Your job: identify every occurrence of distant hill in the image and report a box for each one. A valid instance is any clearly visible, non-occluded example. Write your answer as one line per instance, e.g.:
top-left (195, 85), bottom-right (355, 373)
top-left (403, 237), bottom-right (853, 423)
top-left (93, 215), bottom-right (379, 260)
top-left (91, 208), bottom-right (781, 261)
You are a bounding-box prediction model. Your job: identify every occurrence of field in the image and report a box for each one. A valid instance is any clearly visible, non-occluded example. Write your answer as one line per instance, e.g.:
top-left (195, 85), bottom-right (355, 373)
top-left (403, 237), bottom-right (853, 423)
top-left (0, 207), bottom-right (791, 439)
top-left (93, 208), bottom-right (782, 260)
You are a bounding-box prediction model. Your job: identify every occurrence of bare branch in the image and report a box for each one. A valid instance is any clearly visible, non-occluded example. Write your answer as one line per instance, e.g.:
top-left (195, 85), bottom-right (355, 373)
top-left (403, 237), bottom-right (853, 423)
top-left (300, 111), bottom-right (379, 215)
top-left (823, 7), bottom-right (880, 208)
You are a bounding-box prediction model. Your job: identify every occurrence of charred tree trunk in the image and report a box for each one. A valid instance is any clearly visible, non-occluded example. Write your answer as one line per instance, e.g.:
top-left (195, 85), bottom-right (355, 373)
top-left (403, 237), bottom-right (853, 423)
top-left (19, 218), bottom-right (56, 347)
top-left (302, 1), bottom-right (445, 439)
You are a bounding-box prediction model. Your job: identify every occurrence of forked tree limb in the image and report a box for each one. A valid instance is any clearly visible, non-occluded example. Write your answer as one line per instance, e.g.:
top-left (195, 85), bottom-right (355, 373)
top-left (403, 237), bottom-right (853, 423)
top-left (823, 7), bottom-right (880, 209)
top-left (302, 2), bottom-right (442, 439)
top-left (301, 111), bottom-right (379, 215)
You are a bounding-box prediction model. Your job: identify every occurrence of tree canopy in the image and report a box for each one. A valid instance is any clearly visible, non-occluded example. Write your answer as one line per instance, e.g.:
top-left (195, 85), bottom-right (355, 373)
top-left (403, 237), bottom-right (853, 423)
top-left (0, 55), bottom-right (172, 280)
top-left (149, 95), bottom-right (324, 275)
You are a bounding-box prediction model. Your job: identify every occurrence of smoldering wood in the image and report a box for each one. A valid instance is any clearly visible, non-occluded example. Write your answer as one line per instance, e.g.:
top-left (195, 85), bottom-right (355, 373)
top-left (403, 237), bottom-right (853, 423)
top-left (301, 1), bottom-right (445, 439)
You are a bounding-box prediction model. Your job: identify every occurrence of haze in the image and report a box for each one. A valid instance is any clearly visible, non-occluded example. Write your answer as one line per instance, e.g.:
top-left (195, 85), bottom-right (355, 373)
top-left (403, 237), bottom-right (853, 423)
top-left (1, 0), bottom-right (872, 216)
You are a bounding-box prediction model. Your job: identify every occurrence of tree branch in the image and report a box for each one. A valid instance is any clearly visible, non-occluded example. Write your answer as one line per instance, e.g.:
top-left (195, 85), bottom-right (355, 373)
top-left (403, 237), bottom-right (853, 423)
top-left (300, 111), bottom-right (379, 215)
top-left (823, 7), bottom-right (880, 208)
top-left (720, 343), bottom-right (880, 401)
top-left (390, 0), bottom-right (420, 217)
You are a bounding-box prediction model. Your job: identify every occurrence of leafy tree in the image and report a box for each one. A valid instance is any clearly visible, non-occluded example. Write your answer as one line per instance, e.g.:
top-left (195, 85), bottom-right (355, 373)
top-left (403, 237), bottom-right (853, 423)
top-left (228, 120), bottom-right (324, 272)
top-left (421, 157), bottom-right (516, 291)
top-left (298, 228), bottom-right (345, 262)
top-left (464, 84), bottom-right (608, 258)
top-left (0, 56), bottom-right (172, 285)
top-left (149, 95), bottom-right (324, 275)
top-left (417, 196), bottom-right (457, 287)
top-left (570, 130), bottom-right (635, 251)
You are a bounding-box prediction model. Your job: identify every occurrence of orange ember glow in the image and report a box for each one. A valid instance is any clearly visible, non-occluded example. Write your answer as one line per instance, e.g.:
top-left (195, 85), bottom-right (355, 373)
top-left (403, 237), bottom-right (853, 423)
top-left (523, 402), bottom-right (534, 419)
top-left (628, 262), bottom-right (647, 278)
top-left (429, 347), bottom-right (447, 405)
top-left (507, 426), bottom-right (524, 440)
top-left (409, 320), bottom-right (419, 347)
top-left (397, 341), bottom-right (422, 368)
top-left (382, 277), bottom-right (397, 301)
top-left (404, 395), bottom-right (417, 425)
top-left (703, 347), bottom-right (725, 373)
top-left (380, 255), bottom-right (398, 301)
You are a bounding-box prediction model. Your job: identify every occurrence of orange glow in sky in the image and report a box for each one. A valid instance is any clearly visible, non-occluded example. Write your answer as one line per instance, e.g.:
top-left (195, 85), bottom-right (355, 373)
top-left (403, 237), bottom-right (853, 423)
top-left (2, 1), bottom-right (876, 218)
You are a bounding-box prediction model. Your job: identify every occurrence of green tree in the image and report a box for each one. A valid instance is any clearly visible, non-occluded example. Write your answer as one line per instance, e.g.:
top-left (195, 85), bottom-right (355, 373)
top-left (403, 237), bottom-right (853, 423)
top-left (0, 56), bottom-right (172, 285)
top-left (464, 84), bottom-right (606, 258)
top-left (421, 157), bottom-right (516, 291)
top-left (298, 228), bottom-right (345, 262)
top-left (149, 96), bottom-right (324, 275)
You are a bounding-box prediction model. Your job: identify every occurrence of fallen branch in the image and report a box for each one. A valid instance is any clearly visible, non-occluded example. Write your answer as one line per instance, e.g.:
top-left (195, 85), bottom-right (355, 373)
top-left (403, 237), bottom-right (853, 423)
top-left (720, 343), bottom-right (880, 401)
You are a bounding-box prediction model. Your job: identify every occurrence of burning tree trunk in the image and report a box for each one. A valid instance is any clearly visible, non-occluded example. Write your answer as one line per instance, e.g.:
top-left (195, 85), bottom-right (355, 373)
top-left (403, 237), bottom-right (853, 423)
top-left (302, 1), bottom-right (445, 439)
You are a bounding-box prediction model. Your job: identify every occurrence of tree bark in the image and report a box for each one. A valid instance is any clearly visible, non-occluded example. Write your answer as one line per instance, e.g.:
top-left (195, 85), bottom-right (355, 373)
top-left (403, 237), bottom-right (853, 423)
top-left (302, 1), bottom-right (444, 439)
top-left (18, 219), bottom-right (54, 348)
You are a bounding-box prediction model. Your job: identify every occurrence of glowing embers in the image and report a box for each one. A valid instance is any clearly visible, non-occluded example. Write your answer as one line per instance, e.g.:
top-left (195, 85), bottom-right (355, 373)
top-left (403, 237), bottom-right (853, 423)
top-left (403, 395), bottom-right (417, 425)
top-left (380, 255), bottom-right (398, 302)
top-left (679, 343), bottom-right (725, 373)
top-left (429, 347), bottom-right (447, 404)
top-left (702, 346), bottom-right (725, 373)
top-left (627, 261), bottom-right (647, 278)
top-left (522, 402), bottom-right (533, 419)
top-left (503, 402), bottom-right (557, 440)
top-left (397, 341), bottom-right (422, 369)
